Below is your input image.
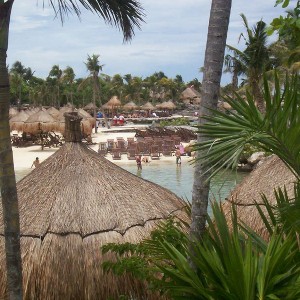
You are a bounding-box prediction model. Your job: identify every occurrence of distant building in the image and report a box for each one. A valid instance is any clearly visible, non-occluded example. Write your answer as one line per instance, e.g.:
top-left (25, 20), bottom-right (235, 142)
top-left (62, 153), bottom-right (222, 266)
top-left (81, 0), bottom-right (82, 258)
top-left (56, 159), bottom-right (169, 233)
top-left (180, 87), bottom-right (201, 105)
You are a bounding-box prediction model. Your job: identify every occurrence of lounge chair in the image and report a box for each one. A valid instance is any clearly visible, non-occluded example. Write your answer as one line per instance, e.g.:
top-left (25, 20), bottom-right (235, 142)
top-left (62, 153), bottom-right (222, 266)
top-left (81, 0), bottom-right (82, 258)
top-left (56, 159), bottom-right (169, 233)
top-left (150, 145), bottom-right (160, 160)
top-left (111, 148), bottom-right (121, 160)
top-left (98, 142), bottom-right (107, 156)
top-left (116, 137), bottom-right (127, 153)
top-left (127, 148), bottom-right (137, 160)
top-left (107, 139), bottom-right (115, 152)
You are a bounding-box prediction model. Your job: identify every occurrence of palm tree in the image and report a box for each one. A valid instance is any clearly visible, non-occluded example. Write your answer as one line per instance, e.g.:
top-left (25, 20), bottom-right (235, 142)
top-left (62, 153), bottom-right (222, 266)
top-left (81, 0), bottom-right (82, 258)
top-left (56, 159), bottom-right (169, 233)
top-left (227, 14), bottom-right (270, 113)
top-left (0, 0), bottom-right (144, 298)
top-left (191, 0), bottom-right (232, 240)
top-left (47, 64), bottom-right (63, 107)
top-left (83, 54), bottom-right (104, 133)
top-left (62, 66), bottom-right (76, 106)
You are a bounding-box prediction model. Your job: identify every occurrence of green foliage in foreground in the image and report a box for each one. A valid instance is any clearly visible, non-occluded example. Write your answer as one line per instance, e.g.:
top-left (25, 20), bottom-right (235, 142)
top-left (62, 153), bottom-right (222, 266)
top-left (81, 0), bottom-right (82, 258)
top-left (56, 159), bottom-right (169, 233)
top-left (159, 118), bottom-right (190, 127)
top-left (102, 74), bottom-right (300, 299)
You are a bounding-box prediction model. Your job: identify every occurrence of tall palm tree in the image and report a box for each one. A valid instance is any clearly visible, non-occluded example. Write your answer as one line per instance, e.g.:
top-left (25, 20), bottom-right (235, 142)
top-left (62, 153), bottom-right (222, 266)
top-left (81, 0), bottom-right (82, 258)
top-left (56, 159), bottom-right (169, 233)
top-left (84, 54), bottom-right (104, 133)
top-left (191, 0), bottom-right (232, 240)
top-left (227, 14), bottom-right (270, 113)
top-left (0, 1), bottom-right (144, 298)
top-left (62, 66), bottom-right (76, 106)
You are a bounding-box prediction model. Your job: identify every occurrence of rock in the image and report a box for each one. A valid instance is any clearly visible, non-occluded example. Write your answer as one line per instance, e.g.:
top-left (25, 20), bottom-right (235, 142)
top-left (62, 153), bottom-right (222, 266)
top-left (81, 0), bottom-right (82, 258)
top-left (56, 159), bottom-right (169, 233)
top-left (247, 151), bottom-right (265, 165)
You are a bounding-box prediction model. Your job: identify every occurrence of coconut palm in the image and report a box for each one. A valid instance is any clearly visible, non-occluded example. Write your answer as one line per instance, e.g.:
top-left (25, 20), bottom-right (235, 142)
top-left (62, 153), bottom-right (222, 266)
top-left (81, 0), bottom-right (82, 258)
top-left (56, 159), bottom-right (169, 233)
top-left (0, 0), bottom-right (144, 298)
top-left (191, 0), bottom-right (232, 240)
top-left (82, 54), bottom-right (104, 133)
top-left (227, 14), bottom-right (270, 113)
top-left (62, 66), bottom-right (76, 106)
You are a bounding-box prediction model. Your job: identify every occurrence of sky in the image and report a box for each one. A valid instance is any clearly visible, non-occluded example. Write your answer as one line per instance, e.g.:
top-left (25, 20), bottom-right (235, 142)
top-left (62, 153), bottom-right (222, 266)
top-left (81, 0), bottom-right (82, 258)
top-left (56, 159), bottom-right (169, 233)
top-left (7, 0), bottom-right (288, 85)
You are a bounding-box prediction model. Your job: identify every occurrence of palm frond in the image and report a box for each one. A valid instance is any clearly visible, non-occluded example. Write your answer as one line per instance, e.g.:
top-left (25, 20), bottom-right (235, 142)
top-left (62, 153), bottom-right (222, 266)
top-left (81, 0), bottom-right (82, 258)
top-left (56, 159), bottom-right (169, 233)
top-left (194, 73), bottom-right (300, 179)
top-left (47, 0), bottom-right (145, 41)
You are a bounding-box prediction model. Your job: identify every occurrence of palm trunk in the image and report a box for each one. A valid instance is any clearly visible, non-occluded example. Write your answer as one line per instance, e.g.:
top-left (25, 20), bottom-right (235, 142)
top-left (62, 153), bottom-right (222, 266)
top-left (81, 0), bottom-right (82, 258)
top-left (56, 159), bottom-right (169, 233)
top-left (251, 77), bottom-right (265, 114)
top-left (0, 0), bottom-right (23, 299)
top-left (93, 72), bottom-right (97, 133)
top-left (190, 0), bottom-right (232, 240)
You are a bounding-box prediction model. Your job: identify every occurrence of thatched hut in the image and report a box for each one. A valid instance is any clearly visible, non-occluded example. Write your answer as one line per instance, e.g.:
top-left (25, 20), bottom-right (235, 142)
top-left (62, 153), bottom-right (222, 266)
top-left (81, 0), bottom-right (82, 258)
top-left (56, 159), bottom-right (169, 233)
top-left (0, 112), bottom-right (186, 299)
top-left (47, 107), bottom-right (60, 119)
top-left (180, 87), bottom-right (201, 105)
top-left (9, 110), bottom-right (29, 132)
top-left (106, 95), bottom-right (121, 107)
top-left (83, 102), bottom-right (98, 111)
top-left (9, 107), bottom-right (18, 119)
top-left (222, 155), bottom-right (297, 240)
top-left (123, 101), bottom-right (138, 111)
top-left (23, 110), bottom-right (57, 134)
top-left (141, 102), bottom-right (155, 111)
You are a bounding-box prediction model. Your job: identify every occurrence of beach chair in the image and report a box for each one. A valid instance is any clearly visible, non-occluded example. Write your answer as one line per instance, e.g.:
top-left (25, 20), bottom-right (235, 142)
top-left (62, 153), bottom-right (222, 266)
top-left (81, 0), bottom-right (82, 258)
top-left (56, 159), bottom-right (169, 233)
top-left (111, 148), bottom-right (121, 160)
top-left (98, 142), bottom-right (107, 156)
top-left (162, 145), bottom-right (173, 156)
top-left (150, 145), bottom-right (160, 160)
top-left (127, 148), bottom-right (137, 160)
top-left (116, 137), bottom-right (127, 153)
top-left (127, 137), bottom-right (135, 147)
top-left (107, 139), bottom-right (115, 152)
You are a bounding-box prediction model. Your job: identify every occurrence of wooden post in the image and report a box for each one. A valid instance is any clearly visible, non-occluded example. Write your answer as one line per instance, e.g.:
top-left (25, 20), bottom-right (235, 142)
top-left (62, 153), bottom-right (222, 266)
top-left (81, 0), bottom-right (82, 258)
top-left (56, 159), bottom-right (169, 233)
top-left (64, 112), bottom-right (83, 142)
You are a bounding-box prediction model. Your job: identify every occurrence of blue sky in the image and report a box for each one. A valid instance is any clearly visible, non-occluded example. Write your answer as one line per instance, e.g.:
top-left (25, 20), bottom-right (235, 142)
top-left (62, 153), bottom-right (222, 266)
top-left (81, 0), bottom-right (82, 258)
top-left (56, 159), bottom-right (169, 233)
top-left (7, 0), bottom-right (287, 85)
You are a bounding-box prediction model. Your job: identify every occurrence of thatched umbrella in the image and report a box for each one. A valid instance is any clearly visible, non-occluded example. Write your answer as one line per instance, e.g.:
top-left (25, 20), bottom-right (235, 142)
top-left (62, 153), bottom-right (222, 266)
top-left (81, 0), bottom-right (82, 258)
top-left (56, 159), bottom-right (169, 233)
top-left (123, 101), bottom-right (138, 111)
top-left (165, 100), bottom-right (176, 110)
top-left (107, 95), bottom-right (121, 107)
top-left (222, 155), bottom-right (297, 240)
top-left (9, 110), bottom-right (29, 132)
top-left (0, 112), bottom-right (186, 299)
top-left (47, 106), bottom-right (60, 119)
top-left (9, 107), bottom-right (18, 119)
top-left (23, 110), bottom-right (57, 134)
top-left (141, 102), bottom-right (155, 110)
top-left (180, 87), bottom-right (201, 105)
top-left (83, 102), bottom-right (98, 111)
top-left (59, 105), bottom-right (73, 114)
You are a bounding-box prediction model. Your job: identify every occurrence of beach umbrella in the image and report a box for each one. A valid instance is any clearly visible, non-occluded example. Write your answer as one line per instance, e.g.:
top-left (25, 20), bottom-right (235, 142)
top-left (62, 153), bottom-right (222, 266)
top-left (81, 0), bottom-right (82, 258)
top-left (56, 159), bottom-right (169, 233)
top-left (106, 95), bottom-right (121, 107)
top-left (23, 110), bottom-right (57, 134)
top-left (165, 100), bottom-right (176, 110)
top-left (83, 102), bottom-right (98, 111)
top-left (123, 101), bottom-right (138, 111)
top-left (0, 112), bottom-right (187, 299)
top-left (9, 110), bottom-right (29, 132)
top-left (141, 102), bottom-right (155, 110)
top-left (180, 87), bottom-right (201, 105)
top-left (222, 155), bottom-right (296, 241)
top-left (47, 106), bottom-right (60, 119)
top-left (9, 107), bottom-right (18, 119)
top-left (59, 105), bottom-right (73, 114)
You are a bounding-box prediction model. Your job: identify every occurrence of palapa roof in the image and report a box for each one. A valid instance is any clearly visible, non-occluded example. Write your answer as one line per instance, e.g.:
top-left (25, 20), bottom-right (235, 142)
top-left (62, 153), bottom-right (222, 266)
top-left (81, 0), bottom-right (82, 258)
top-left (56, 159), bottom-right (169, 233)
top-left (9, 110), bottom-right (29, 132)
top-left (9, 107), bottom-right (18, 118)
top-left (141, 102), bottom-right (155, 110)
top-left (23, 110), bottom-right (57, 134)
top-left (83, 102), bottom-right (98, 110)
top-left (107, 95), bottom-right (121, 106)
top-left (47, 106), bottom-right (60, 119)
top-left (222, 155), bottom-right (297, 240)
top-left (0, 112), bottom-right (186, 299)
top-left (180, 87), bottom-right (201, 104)
top-left (123, 101), bottom-right (138, 110)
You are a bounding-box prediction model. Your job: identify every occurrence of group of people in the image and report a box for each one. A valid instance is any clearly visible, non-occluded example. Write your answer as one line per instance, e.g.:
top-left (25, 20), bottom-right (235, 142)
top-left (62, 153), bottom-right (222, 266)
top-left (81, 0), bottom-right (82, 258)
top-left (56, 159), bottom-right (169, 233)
top-left (112, 115), bottom-right (125, 126)
top-left (135, 155), bottom-right (150, 170)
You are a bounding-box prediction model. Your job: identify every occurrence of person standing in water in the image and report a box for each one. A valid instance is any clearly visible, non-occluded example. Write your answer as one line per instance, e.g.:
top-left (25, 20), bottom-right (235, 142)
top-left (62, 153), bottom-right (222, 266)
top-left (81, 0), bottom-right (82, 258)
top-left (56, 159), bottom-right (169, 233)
top-left (136, 155), bottom-right (142, 170)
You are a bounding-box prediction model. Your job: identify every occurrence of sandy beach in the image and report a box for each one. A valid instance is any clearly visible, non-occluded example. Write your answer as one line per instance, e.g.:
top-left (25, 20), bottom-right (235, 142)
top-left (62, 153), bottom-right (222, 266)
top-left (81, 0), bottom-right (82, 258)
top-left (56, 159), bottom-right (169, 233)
top-left (12, 124), bottom-right (193, 180)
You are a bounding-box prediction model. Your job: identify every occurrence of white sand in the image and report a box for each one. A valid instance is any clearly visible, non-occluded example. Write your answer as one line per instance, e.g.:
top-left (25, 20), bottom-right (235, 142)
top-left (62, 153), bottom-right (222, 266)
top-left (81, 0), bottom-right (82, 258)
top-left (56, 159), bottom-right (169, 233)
top-left (12, 125), bottom-right (193, 175)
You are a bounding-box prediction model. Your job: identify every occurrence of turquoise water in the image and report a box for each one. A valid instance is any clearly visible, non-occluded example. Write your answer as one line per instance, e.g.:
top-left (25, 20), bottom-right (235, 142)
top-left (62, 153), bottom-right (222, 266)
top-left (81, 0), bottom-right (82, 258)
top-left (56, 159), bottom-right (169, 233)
top-left (15, 159), bottom-right (247, 203)
top-left (115, 160), bottom-right (247, 202)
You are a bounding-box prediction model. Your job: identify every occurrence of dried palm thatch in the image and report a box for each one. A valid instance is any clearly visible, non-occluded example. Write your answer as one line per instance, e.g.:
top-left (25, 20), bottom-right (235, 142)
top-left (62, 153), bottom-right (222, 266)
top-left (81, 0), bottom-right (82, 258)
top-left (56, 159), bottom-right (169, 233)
top-left (0, 112), bottom-right (186, 299)
top-left (9, 107), bottom-right (18, 118)
top-left (222, 155), bottom-right (297, 240)
top-left (77, 108), bottom-right (95, 127)
top-left (165, 100), bottom-right (176, 110)
top-left (141, 102), bottom-right (155, 110)
top-left (180, 87), bottom-right (201, 104)
top-left (123, 101), bottom-right (138, 110)
top-left (107, 95), bottom-right (121, 107)
top-left (83, 102), bottom-right (98, 110)
top-left (47, 107), bottom-right (60, 119)
top-left (9, 110), bottom-right (29, 132)
top-left (59, 105), bottom-right (73, 114)
top-left (23, 110), bottom-right (57, 134)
